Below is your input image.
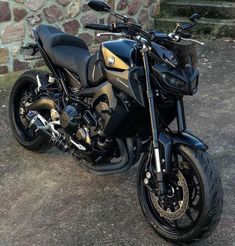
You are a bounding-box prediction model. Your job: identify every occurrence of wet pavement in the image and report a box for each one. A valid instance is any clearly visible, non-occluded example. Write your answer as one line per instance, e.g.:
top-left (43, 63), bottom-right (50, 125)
top-left (0, 39), bottom-right (234, 246)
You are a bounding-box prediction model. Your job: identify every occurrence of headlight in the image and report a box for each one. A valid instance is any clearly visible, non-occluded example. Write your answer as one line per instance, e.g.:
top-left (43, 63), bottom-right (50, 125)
top-left (161, 73), bottom-right (198, 95)
top-left (162, 73), bottom-right (186, 91)
top-left (191, 77), bottom-right (198, 93)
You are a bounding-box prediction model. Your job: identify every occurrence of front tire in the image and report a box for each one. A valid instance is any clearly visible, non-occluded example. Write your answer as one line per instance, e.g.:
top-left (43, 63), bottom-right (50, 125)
top-left (137, 145), bottom-right (223, 244)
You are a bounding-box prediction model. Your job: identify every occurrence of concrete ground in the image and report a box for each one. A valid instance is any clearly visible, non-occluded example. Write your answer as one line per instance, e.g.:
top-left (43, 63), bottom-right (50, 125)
top-left (0, 39), bottom-right (234, 246)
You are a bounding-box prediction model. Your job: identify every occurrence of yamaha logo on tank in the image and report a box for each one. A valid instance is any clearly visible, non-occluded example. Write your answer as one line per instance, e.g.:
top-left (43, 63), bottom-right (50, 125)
top-left (107, 56), bottom-right (115, 66)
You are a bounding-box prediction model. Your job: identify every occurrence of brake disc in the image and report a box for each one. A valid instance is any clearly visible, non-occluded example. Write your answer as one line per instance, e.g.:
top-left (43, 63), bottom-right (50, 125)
top-left (151, 170), bottom-right (189, 220)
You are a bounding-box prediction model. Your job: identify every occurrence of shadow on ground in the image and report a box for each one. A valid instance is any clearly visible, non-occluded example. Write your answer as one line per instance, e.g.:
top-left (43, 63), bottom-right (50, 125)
top-left (0, 39), bottom-right (234, 246)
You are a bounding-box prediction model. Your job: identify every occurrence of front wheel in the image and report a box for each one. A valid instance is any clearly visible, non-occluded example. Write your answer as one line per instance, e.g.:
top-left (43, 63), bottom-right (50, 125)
top-left (137, 145), bottom-right (223, 244)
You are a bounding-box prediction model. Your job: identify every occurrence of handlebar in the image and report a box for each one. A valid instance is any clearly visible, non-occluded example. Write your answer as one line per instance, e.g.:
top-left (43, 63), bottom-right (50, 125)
top-left (85, 22), bottom-right (138, 33)
top-left (85, 22), bottom-right (201, 45)
top-left (178, 32), bottom-right (192, 39)
top-left (84, 23), bottom-right (111, 31)
top-left (85, 21), bottom-right (151, 43)
top-left (85, 2), bottom-right (201, 45)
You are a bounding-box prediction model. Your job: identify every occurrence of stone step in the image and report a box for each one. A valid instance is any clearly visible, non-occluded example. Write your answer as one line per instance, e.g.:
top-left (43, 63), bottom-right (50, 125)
top-left (209, 0), bottom-right (235, 1)
top-left (161, 1), bottom-right (235, 19)
top-left (155, 17), bottom-right (235, 37)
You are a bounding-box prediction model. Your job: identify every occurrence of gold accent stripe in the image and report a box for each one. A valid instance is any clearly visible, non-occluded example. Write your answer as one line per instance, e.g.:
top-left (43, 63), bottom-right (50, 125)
top-left (102, 46), bottom-right (129, 70)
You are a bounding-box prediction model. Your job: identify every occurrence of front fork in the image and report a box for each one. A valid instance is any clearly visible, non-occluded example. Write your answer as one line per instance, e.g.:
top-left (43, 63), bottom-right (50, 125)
top-left (141, 45), bottom-right (186, 194)
top-left (141, 45), bottom-right (164, 192)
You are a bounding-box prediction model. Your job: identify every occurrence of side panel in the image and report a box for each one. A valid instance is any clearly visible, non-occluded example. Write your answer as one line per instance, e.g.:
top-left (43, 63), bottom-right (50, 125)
top-left (77, 81), bottom-right (111, 98)
top-left (100, 39), bottom-right (145, 106)
top-left (87, 51), bottom-right (107, 85)
top-left (91, 82), bottom-right (117, 109)
top-left (77, 81), bottom-right (147, 137)
top-left (105, 67), bottom-right (145, 107)
top-left (78, 82), bottom-right (130, 136)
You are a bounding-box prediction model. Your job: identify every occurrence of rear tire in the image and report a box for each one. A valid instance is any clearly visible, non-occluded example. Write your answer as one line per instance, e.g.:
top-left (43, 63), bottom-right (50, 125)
top-left (137, 145), bottom-right (223, 244)
top-left (9, 70), bottom-right (50, 152)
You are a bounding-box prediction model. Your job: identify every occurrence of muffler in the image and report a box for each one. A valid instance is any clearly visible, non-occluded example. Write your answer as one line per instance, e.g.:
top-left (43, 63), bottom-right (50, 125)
top-left (26, 111), bottom-right (69, 152)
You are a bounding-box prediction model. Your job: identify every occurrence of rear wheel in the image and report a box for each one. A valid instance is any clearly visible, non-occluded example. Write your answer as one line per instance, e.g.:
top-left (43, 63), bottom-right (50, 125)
top-left (9, 70), bottom-right (50, 151)
top-left (137, 145), bottom-right (223, 244)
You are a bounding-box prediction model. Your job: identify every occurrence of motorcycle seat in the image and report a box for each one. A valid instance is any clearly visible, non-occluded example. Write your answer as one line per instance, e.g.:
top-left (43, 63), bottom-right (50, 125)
top-left (36, 25), bottom-right (90, 87)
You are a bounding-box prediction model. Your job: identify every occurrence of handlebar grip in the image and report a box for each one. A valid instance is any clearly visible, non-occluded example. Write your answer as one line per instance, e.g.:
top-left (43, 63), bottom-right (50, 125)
top-left (180, 32), bottom-right (192, 39)
top-left (84, 23), bottom-right (111, 31)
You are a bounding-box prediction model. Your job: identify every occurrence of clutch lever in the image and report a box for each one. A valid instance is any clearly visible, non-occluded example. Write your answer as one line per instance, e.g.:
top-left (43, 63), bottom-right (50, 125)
top-left (96, 32), bottom-right (123, 37)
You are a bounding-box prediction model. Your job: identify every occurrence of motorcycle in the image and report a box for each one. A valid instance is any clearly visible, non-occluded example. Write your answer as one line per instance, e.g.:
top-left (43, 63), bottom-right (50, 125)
top-left (8, 0), bottom-right (223, 243)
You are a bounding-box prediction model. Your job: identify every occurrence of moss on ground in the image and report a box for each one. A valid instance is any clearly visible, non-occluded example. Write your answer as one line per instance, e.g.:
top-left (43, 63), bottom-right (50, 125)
top-left (0, 71), bottom-right (24, 89)
top-left (0, 66), bottom-right (48, 89)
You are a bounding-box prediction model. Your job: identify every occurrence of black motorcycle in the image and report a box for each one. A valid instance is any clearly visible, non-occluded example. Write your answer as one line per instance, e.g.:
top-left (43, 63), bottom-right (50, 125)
top-left (8, 0), bottom-right (223, 243)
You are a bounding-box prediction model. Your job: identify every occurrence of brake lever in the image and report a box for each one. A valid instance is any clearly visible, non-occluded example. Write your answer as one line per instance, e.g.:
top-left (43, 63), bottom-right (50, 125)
top-left (180, 37), bottom-right (204, 45)
top-left (168, 33), bottom-right (204, 45)
top-left (168, 33), bottom-right (180, 41)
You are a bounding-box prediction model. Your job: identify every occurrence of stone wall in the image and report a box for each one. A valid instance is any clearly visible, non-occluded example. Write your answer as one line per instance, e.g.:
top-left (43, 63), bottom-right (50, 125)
top-left (0, 0), bottom-right (160, 74)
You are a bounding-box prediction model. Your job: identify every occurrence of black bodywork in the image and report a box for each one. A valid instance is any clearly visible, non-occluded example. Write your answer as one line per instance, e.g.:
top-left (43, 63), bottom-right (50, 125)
top-left (12, 3), bottom-right (223, 243)
top-left (26, 9), bottom-right (206, 177)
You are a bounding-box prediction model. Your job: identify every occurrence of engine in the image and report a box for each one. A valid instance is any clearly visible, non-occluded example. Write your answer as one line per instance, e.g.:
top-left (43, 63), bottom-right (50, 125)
top-left (60, 105), bottom-right (79, 135)
top-left (59, 103), bottom-right (113, 161)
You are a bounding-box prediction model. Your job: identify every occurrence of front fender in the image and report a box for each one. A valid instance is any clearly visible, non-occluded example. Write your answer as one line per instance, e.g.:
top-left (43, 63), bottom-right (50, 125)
top-left (158, 131), bottom-right (208, 174)
top-left (171, 131), bottom-right (208, 150)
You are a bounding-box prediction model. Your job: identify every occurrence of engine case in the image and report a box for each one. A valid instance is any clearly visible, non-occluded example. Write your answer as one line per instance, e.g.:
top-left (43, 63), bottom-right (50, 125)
top-left (60, 105), bottom-right (78, 135)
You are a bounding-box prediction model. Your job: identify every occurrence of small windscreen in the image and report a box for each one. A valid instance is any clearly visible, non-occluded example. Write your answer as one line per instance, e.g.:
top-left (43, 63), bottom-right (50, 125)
top-left (158, 40), bottom-right (198, 68)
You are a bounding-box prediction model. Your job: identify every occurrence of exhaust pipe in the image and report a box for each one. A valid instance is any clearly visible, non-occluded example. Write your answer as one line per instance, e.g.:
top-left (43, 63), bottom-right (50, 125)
top-left (26, 110), bottom-right (139, 175)
top-left (26, 111), bottom-right (69, 152)
top-left (27, 98), bottom-right (58, 112)
top-left (79, 138), bottom-right (135, 175)
top-left (37, 128), bottom-right (69, 152)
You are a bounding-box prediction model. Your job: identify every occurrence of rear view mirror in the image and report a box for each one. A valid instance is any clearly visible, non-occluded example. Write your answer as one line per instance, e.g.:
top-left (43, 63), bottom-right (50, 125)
top-left (88, 0), bottom-right (112, 12)
top-left (190, 13), bottom-right (201, 22)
